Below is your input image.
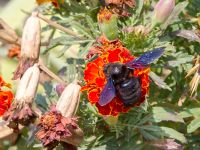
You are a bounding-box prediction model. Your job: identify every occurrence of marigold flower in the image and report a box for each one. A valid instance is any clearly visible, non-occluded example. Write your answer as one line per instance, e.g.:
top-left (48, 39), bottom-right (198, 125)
top-left (0, 75), bottom-right (13, 117)
top-left (82, 37), bottom-right (149, 116)
top-left (36, 0), bottom-right (64, 8)
top-left (7, 45), bottom-right (21, 59)
top-left (0, 91), bottom-right (13, 116)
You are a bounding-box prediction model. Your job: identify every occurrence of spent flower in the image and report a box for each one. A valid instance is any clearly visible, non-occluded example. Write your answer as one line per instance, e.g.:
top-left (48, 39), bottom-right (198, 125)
top-left (36, 81), bottom-right (83, 149)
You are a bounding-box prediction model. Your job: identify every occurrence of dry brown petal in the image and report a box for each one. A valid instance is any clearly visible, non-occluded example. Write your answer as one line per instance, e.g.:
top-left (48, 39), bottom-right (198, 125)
top-left (105, 0), bottom-right (136, 17)
top-left (3, 102), bottom-right (37, 130)
top-left (36, 106), bottom-right (83, 149)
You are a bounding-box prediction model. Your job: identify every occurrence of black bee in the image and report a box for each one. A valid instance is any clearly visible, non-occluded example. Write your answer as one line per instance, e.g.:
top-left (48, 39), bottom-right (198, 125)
top-left (98, 47), bottom-right (164, 106)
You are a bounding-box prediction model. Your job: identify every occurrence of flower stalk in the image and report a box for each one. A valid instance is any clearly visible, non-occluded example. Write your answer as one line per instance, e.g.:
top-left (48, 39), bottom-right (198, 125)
top-left (0, 19), bottom-right (21, 45)
top-left (3, 65), bottom-right (40, 130)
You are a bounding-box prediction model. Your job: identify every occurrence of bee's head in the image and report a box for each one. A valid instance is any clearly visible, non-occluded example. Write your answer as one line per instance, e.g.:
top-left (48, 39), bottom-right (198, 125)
top-left (104, 62), bottom-right (126, 77)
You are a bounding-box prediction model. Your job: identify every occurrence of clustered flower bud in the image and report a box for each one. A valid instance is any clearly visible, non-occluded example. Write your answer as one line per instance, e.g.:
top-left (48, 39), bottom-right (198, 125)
top-left (153, 0), bottom-right (175, 25)
top-left (13, 11), bottom-right (41, 80)
top-left (3, 65), bottom-right (40, 131)
top-left (36, 81), bottom-right (83, 149)
top-left (98, 7), bottom-right (118, 40)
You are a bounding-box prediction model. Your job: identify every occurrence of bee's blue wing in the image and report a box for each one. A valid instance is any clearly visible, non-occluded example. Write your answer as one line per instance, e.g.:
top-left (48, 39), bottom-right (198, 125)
top-left (99, 78), bottom-right (116, 106)
top-left (126, 47), bottom-right (164, 69)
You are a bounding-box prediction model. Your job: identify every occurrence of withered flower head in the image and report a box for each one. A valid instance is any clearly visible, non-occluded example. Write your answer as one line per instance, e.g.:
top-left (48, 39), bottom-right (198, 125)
top-left (36, 81), bottom-right (83, 149)
top-left (36, 105), bottom-right (79, 149)
top-left (104, 0), bottom-right (136, 17)
top-left (3, 65), bottom-right (40, 130)
top-left (13, 11), bottom-right (41, 80)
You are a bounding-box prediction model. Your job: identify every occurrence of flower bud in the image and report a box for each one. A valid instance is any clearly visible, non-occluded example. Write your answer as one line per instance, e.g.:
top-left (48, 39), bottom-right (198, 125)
top-left (153, 0), bottom-right (175, 24)
top-left (15, 64), bottom-right (40, 103)
top-left (13, 11), bottom-right (41, 80)
top-left (103, 115), bottom-right (118, 126)
top-left (56, 81), bottom-right (81, 118)
top-left (98, 7), bottom-right (118, 40)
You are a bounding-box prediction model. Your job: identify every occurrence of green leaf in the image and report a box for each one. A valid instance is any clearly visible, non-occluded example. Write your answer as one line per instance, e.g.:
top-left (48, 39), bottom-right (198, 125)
top-left (161, 1), bottom-right (189, 30)
top-left (152, 107), bottom-right (184, 123)
top-left (141, 125), bottom-right (187, 143)
top-left (160, 127), bottom-right (187, 143)
top-left (187, 117), bottom-right (200, 133)
top-left (135, 0), bottom-right (144, 16)
top-left (168, 52), bottom-right (193, 67)
top-left (149, 72), bottom-right (172, 91)
top-left (179, 108), bottom-right (200, 118)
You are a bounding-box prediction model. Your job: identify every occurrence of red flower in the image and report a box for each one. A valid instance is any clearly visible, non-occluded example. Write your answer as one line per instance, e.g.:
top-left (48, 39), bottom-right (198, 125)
top-left (82, 38), bottom-right (150, 116)
top-left (0, 75), bottom-right (13, 116)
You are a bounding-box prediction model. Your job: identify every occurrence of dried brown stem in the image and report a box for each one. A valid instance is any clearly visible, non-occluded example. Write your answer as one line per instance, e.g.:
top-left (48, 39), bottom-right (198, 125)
top-left (38, 60), bottom-right (65, 83)
top-left (38, 13), bottom-right (85, 40)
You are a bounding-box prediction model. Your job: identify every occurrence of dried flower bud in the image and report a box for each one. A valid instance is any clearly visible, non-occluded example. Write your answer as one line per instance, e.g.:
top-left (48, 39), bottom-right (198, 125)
top-left (153, 0), bottom-right (175, 24)
top-left (98, 7), bottom-right (118, 40)
top-left (13, 11), bottom-right (41, 80)
top-left (0, 19), bottom-right (20, 45)
top-left (3, 65), bottom-right (40, 129)
top-left (56, 81), bottom-right (81, 118)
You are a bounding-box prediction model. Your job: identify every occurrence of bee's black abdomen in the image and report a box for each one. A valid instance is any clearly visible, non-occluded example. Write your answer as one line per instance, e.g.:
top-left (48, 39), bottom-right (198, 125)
top-left (116, 77), bottom-right (141, 106)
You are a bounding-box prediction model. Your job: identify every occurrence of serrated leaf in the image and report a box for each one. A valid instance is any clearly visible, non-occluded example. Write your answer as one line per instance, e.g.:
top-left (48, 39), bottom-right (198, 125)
top-left (179, 108), bottom-right (200, 118)
top-left (187, 117), bottom-right (200, 133)
top-left (161, 1), bottom-right (189, 30)
top-left (150, 72), bottom-right (172, 91)
top-left (152, 107), bottom-right (184, 123)
top-left (173, 30), bottom-right (200, 43)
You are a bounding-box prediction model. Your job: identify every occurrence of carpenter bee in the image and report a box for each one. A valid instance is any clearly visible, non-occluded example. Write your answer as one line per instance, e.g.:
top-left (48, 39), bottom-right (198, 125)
top-left (99, 47), bottom-right (164, 106)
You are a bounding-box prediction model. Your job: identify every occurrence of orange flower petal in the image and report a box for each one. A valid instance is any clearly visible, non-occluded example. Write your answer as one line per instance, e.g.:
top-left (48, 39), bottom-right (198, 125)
top-left (0, 91), bottom-right (13, 116)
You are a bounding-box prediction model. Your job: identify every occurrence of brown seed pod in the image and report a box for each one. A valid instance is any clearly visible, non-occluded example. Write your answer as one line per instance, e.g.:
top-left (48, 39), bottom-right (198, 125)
top-left (13, 11), bottom-right (41, 80)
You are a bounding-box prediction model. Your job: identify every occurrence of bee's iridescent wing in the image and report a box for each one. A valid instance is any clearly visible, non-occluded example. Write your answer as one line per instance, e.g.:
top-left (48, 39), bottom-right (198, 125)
top-left (126, 47), bottom-right (164, 69)
top-left (99, 78), bottom-right (116, 106)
